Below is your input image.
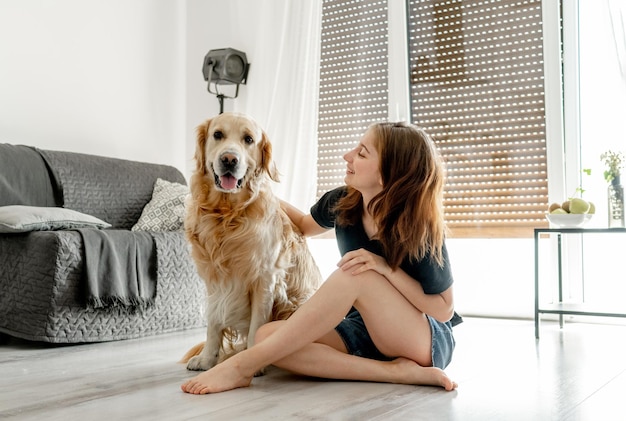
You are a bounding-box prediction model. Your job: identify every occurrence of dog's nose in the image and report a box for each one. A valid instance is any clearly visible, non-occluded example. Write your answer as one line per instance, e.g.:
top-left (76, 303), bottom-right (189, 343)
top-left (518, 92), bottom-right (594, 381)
top-left (220, 153), bottom-right (238, 170)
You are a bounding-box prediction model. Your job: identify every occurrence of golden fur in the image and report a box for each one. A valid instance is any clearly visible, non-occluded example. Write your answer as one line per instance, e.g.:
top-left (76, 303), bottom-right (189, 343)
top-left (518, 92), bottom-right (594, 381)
top-left (182, 112), bottom-right (322, 371)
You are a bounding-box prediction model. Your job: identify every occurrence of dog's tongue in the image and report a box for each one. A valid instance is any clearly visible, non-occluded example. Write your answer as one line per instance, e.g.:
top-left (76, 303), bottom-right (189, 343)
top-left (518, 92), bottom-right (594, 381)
top-left (220, 174), bottom-right (238, 190)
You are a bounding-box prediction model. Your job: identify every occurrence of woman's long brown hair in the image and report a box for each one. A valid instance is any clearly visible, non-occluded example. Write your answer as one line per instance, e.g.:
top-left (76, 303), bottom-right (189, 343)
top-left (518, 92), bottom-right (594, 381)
top-left (334, 122), bottom-right (446, 269)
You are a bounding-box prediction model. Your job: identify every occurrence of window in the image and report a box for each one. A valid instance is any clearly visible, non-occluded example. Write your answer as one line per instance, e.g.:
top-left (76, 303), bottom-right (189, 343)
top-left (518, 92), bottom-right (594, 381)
top-left (318, 0), bottom-right (550, 239)
top-left (407, 0), bottom-right (549, 238)
top-left (317, 0), bottom-right (389, 199)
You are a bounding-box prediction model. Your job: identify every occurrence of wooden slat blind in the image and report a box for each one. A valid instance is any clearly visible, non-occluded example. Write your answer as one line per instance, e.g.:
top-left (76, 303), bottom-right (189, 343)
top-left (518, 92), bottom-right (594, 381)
top-left (408, 0), bottom-right (549, 237)
top-left (317, 0), bottom-right (549, 238)
top-left (317, 0), bottom-right (389, 199)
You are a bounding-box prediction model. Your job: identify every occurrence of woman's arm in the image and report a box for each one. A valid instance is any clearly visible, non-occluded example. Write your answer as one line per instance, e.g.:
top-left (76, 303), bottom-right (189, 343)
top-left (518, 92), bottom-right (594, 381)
top-left (386, 268), bottom-right (454, 323)
top-left (280, 200), bottom-right (329, 238)
top-left (338, 248), bottom-right (455, 323)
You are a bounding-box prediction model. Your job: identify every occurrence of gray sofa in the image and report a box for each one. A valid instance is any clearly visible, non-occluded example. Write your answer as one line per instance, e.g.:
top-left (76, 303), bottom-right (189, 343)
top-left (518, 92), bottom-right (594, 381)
top-left (0, 143), bottom-right (206, 343)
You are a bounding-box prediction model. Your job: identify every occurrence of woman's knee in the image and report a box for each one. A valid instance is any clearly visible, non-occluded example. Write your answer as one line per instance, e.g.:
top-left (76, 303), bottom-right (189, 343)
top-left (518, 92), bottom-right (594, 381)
top-left (326, 267), bottom-right (384, 292)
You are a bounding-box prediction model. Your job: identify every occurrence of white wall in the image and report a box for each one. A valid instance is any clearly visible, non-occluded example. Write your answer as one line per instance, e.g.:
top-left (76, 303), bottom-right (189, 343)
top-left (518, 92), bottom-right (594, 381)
top-left (185, 0), bottom-right (244, 176)
top-left (0, 0), bottom-right (187, 172)
top-left (0, 0), bottom-right (318, 194)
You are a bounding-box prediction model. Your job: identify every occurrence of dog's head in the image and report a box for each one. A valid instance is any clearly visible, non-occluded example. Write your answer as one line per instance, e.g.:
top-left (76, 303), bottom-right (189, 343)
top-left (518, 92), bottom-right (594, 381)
top-left (194, 112), bottom-right (279, 193)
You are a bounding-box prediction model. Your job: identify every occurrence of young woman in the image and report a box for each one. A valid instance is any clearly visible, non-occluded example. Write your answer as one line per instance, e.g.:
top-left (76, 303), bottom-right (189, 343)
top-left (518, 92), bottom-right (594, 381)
top-left (182, 121), bottom-right (461, 394)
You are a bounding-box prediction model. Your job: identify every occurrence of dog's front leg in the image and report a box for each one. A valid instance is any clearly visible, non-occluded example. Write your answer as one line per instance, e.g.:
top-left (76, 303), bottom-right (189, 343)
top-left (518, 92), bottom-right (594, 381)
top-left (248, 278), bottom-right (275, 348)
top-left (247, 278), bottom-right (275, 374)
top-left (186, 311), bottom-right (223, 371)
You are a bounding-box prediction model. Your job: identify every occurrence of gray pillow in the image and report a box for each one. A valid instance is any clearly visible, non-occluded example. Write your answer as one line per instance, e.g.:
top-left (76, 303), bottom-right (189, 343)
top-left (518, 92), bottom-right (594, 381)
top-left (131, 178), bottom-right (189, 232)
top-left (0, 205), bottom-right (111, 233)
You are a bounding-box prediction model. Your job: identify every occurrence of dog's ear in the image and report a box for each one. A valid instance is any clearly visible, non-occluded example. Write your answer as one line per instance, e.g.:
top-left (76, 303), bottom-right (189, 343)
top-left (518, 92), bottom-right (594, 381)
top-left (194, 119), bottom-right (211, 174)
top-left (261, 130), bottom-right (280, 182)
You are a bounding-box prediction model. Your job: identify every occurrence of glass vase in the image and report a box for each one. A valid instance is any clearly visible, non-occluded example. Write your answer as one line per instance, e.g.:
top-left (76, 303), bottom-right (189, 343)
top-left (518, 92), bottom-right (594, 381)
top-left (608, 176), bottom-right (625, 228)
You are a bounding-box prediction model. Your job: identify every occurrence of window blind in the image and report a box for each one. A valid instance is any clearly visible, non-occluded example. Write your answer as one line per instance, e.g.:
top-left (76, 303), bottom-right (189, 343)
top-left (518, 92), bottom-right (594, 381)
top-left (407, 0), bottom-right (549, 238)
top-left (317, 0), bottom-right (389, 199)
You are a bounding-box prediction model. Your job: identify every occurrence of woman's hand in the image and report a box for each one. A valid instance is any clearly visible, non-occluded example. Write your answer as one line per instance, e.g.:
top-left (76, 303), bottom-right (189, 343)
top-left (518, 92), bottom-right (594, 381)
top-left (279, 200), bottom-right (328, 238)
top-left (337, 248), bottom-right (392, 278)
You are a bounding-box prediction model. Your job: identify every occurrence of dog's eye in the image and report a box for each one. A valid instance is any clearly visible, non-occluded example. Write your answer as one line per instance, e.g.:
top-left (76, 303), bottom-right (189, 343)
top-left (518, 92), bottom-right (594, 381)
top-left (244, 135), bottom-right (254, 145)
top-left (213, 131), bottom-right (223, 140)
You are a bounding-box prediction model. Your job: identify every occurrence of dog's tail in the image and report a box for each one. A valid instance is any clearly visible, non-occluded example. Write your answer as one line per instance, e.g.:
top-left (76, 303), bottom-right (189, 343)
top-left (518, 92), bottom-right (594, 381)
top-left (179, 342), bottom-right (205, 363)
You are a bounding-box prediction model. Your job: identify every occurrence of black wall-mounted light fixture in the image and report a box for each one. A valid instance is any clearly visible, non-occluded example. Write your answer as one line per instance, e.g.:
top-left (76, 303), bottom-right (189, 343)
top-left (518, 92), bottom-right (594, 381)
top-left (202, 48), bottom-right (250, 113)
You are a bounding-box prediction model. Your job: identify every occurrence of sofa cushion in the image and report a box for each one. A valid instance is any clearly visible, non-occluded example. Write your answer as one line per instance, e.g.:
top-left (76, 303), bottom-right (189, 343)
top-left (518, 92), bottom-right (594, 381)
top-left (0, 205), bottom-right (111, 233)
top-left (132, 178), bottom-right (188, 232)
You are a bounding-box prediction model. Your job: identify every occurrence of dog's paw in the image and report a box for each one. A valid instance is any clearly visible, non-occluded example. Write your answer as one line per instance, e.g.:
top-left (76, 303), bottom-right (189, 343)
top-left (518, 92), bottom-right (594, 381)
top-left (186, 354), bottom-right (217, 371)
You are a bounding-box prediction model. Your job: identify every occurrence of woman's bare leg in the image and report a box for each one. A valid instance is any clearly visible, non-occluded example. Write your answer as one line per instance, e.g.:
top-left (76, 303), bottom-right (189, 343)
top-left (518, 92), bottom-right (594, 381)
top-left (181, 268), bottom-right (455, 394)
top-left (181, 323), bottom-right (456, 394)
top-left (255, 322), bottom-right (457, 390)
top-left (275, 345), bottom-right (456, 390)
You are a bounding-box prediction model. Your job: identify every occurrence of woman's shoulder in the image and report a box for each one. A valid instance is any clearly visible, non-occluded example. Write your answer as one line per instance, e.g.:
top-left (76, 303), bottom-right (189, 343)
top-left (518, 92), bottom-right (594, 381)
top-left (315, 186), bottom-right (348, 209)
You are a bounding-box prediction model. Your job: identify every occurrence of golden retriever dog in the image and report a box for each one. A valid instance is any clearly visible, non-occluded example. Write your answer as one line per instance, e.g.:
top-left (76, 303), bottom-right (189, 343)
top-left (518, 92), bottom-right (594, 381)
top-left (182, 112), bottom-right (322, 372)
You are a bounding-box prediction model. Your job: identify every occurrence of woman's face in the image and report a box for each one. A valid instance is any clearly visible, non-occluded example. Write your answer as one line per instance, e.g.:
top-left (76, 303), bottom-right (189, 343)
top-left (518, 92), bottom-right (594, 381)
top-left (343, 128), bottom-right (383, 195)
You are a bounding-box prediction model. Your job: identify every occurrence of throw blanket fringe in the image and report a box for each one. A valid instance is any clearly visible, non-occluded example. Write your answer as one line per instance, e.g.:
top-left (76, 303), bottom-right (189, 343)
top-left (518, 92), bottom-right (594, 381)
top-left (78, 228), bottom-right (157, 309)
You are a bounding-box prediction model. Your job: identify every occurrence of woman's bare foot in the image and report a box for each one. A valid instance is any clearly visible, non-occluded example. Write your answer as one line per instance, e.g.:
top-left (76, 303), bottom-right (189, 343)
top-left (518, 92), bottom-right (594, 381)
top-left (392, 357), bottom-right (457, 391)
top-left (181, 357), bottom-right (254, 394)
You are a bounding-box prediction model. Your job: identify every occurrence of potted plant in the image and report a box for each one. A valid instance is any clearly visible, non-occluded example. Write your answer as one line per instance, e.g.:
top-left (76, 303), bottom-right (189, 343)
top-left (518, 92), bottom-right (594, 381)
top-left (601, 150), bottom-right (625, 228)
top-left (601, 150), bottom-right (624, 184)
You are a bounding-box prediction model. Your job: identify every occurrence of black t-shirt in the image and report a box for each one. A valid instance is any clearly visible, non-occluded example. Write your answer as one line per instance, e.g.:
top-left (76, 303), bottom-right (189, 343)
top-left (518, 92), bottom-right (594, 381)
top-left (311, 186), bottom-right (462, 325)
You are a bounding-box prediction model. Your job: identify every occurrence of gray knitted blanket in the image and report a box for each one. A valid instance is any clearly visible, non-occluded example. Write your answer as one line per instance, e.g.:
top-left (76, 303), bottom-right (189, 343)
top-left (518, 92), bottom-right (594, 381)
top-left (78, 229), bottom-right (157, 308)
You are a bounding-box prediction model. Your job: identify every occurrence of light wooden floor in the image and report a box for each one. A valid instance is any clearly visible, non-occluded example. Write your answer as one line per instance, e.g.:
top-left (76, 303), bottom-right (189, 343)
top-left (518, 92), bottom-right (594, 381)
top-left (2, 317), bottom-right (626, 420)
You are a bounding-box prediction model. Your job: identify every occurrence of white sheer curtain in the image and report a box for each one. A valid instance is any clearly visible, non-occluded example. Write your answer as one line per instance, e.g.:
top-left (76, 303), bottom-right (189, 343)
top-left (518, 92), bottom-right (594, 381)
top-left (232, 0), bottom-right (322, 211)
top-left (608, 0), bottom-right (626, 88)
top-left (575, 0), bottom-right (626, 310)
top-left (579, 0), bottom-right (626, 218)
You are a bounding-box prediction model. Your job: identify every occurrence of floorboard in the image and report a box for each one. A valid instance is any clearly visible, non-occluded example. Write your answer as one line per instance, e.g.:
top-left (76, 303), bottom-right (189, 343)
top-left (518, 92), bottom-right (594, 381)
top-left (2, 318), bottom-right (626, 420)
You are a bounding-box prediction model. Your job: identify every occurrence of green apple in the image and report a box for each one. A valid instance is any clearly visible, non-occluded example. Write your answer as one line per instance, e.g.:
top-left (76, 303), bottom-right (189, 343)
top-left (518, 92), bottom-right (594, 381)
top-left (550, 208), bottom-right (568, 214)
top-left (569, 198), bottom-right (590, 214)
top-left (587, 201), bottom-right (596, 214)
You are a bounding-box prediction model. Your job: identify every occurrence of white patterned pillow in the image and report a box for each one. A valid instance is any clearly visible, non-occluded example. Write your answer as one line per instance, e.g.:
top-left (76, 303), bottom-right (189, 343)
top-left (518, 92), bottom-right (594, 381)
top-left (132, 178), bottom-right (189, 231)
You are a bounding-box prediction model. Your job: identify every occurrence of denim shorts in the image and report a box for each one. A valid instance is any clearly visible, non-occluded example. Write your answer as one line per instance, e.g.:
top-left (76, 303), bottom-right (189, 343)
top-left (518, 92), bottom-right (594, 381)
top-left (335, 309), bottom-right (455, 369)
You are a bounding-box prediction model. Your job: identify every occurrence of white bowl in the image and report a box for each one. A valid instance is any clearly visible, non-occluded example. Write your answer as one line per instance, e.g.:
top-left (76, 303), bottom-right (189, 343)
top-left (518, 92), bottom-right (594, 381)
top-left (545, 213), bottom-right (592, 228)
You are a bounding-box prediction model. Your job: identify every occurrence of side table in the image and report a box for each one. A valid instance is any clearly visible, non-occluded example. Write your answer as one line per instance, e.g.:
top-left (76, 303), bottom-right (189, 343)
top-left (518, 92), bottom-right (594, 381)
top-left (534, 227), bottom-right (626, 338)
